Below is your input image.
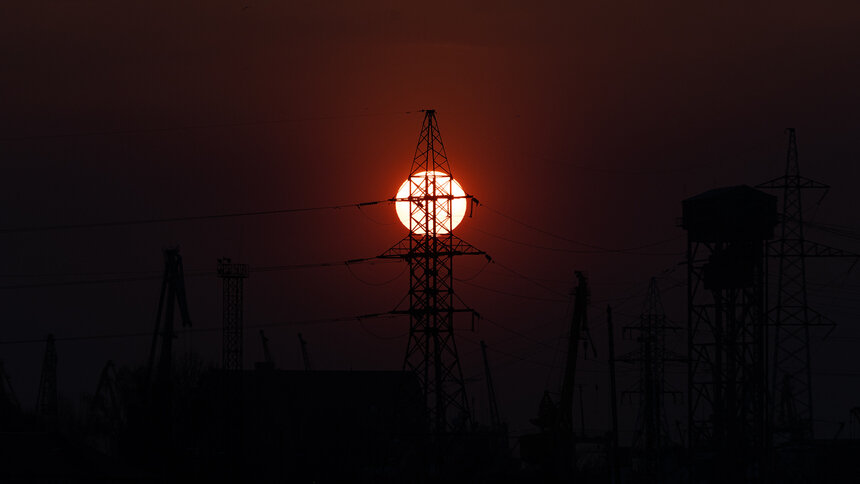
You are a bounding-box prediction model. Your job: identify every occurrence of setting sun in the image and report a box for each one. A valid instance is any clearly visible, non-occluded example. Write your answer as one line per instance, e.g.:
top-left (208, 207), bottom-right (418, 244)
top-left (395, 171), bottom-right (467, 235)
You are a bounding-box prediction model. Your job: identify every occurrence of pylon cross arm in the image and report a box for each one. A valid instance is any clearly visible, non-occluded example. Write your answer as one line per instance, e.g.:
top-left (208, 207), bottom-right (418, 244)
top-left (756, 176), bottom-right (829, 190)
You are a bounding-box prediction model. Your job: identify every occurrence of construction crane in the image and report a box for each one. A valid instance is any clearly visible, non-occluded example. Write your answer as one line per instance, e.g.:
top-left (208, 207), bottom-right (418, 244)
top-left (146, 247), bottom-right (192, 392)
top-left (298, 333), bottom-right (312, 371)
top-left (559, 271), bottom-right (589, 433)
top-left (255, 330), bottom-right (275, 370)
top-left (140, 247), bottom-right (192, 454)
top-left (519, 272), bottom-right (590, 477)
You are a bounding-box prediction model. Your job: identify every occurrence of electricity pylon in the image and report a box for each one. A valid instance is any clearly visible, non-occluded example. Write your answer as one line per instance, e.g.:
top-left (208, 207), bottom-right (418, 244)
top-left (381, 110), bottom-right (485, 433)
top-left (757, 129), bottom-right (855, 443)
top-left (620, 278), bottom-right (681, 484)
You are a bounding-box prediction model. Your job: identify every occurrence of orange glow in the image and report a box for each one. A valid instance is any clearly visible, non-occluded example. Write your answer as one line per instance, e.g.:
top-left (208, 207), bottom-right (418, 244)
top-left (395, 171), bottom-right (467, 235)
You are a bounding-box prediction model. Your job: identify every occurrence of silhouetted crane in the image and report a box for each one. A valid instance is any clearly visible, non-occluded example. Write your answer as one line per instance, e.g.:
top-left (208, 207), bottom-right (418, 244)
top-left (140, 248), bottom-right (192, 455)
top-left (519, 272), bottom-right (590, 477)
top-left (254, 330), bottom-right (275, 370)
top-left (146, 248), bottom-right (192, 393)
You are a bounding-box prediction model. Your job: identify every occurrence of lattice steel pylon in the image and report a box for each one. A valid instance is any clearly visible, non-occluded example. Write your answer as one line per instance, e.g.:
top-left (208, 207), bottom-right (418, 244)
top-left (683, 186), bottom-right (777, 483)
top-left (619, 278), bottom-right (680, 484)
top-left (756, 129), bottom-right (846, 444)
top-left (381, 110), bottom-right (485, 433)
top-left (36, 334), bottom-right (58, 417)
top-left (218, 258), bottom-right (249, 372)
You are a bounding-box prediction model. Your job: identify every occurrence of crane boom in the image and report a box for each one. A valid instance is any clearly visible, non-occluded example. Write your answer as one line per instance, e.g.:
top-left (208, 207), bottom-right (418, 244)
top-left (146, 248), bottom-right (192, 391)
top-left (260, 330), bottom-right (273, 365)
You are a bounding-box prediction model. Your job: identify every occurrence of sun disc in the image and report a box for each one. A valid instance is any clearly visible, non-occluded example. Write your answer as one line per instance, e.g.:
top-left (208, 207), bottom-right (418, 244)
top-left (395, 171), bottom-right (467, 234)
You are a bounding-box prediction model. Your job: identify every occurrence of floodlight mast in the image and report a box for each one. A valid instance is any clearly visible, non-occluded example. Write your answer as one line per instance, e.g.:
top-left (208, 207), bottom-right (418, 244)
top-left (382, 110), bottom-right (485, 433)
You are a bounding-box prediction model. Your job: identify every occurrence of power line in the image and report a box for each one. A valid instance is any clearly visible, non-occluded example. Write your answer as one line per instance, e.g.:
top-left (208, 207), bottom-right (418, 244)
top-left (0, 199), bottom-right (394, 235)
top-left (479, 315), bottom-right (560, 352)
top-left (345, 263), bottom-right (407, 286)
top-left (479, 203), bottom-right (684, 254)
top-left (458, 332), bottom-right (558, 371)
top-left (0, 257), bottom-right (389, 290)
top-left (457, 279), bottom-right (568, 303)
top-left (0, 110), bottom-right (414, 143)
top-left (467, 225), bottom-right (683, 256)
top-left (807, 221), bottom-right (860, 242)
top-left (490, 260), bottom-right (570, 298)
top-left (0, 313), bottom-right (398, 346)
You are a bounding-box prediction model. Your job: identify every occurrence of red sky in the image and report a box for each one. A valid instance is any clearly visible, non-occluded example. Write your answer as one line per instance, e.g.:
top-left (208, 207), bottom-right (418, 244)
top-left (2, 0), bottom-right (860, 439)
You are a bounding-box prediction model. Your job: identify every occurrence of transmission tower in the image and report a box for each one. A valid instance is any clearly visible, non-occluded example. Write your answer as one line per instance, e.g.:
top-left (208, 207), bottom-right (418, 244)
top-left (683, 185), bottom-right (777, 483)
top-left (381, 110), bottom-right (485, 433)
top-left (218, 258), bottom-right (249, 372)
top-left (757, 129), bottom-right (855, 444)
top-left (619, 278), bottom-right (680, 483)
top-left (36, 334), bottom-right (58, 418)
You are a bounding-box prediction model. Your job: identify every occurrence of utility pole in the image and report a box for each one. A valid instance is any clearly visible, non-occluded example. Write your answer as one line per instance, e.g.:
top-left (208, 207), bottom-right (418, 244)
top-left (381, 110), bottom-right (485, 433)
top-left (607, 306), bottom-right (621, 484)
top-left (560, 272), bottom-right (589, 435)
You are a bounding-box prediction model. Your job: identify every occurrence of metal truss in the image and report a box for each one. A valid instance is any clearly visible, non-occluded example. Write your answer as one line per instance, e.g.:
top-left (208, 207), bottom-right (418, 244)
top-left (757, 129), bottom-right (858, 444)
top-left (381, 110), bottom-right (485, 433)
top-left (687, 238), bottom-right (769, 483)
top-left (218, 258), bottom-right (249, 372)
top-left (619, 278), bottom-right (681, 483)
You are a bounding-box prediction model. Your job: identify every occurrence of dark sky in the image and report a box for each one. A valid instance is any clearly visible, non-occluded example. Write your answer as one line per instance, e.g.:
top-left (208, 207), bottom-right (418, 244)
top-left (3, 1), bottom-right (860, 441)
